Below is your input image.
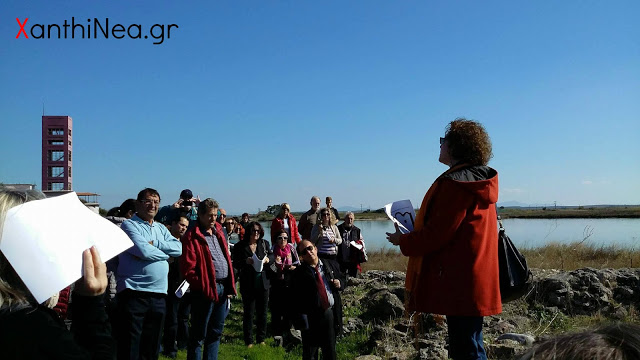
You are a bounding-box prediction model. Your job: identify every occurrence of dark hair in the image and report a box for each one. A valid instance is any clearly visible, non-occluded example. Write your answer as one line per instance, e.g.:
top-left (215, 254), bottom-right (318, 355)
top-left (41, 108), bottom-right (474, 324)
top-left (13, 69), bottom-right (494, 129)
top-left (326, 196), bottom-right (332, 202)
top-left (519, 323), bottom-right (640, 360)
top-left (444, 118), bottom-right (492, 166)
top-left (243, 221), bottom-right (264, 242)
top-left (242, 212), bottom-right (249, 218)
top-left (119, 199), bottom-right (136, 215)
top-left (106, 207), bottom-right (119, 217)
top-left (172, 215), bottom-right (189, 224)
top-left (198, 198), bottom-right (219, 215)
top-left (136, 188), bottom-right (161, 202)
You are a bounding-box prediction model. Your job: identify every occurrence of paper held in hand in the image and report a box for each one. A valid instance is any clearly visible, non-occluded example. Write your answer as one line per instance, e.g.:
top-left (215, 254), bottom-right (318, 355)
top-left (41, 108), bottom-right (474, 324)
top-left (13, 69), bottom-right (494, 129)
top-left (175, 279), bottom-right (190, 298)
top-left (252, 252), bottom-right (265, 272)
top-left (384, 200), bottom-right (416, 234)
top-left (0, 192), bottom-right (134, 303)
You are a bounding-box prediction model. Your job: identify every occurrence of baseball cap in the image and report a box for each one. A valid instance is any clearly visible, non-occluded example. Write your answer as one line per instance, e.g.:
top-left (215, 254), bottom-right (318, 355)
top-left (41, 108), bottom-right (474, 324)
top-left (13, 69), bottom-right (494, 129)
top-left (180, 189), bottom-right (193, 200)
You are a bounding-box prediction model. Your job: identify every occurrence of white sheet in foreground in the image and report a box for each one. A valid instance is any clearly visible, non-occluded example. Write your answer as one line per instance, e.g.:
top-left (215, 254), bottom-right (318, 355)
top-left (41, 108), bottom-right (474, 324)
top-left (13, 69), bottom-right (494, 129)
top-left (0, 192), bottom-right (133, 303)
top-left (384, 200), bottom-right (416, 234)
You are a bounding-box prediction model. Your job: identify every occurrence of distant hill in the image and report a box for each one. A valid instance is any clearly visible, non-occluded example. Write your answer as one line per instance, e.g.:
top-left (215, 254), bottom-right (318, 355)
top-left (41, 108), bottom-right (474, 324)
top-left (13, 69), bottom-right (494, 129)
top-left (337, 206), bottom-right (361, 212)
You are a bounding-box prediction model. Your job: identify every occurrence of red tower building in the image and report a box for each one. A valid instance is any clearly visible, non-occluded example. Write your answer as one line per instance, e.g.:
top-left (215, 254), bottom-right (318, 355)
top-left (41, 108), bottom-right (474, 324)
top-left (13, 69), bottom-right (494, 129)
top-left (42, 116), bottom-right (73, 191)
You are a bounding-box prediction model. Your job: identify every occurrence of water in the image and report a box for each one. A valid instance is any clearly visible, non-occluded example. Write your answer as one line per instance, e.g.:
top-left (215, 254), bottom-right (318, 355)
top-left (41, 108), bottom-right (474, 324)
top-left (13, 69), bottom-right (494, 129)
top-left (260, 219), bottom-right (640, 251)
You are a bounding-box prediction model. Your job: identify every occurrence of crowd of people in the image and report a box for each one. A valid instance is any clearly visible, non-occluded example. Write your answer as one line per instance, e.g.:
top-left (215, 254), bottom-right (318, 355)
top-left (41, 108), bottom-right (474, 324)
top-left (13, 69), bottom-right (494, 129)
top-left (3, 119), bottom-right (640, 360)
top-left (0, 185), bottom-right (366, 360)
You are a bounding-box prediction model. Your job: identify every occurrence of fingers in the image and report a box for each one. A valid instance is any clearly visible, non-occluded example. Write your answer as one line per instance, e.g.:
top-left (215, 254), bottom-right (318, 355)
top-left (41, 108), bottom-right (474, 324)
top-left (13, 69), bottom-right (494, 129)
top-left (82, 248), bottom-right (94, 279)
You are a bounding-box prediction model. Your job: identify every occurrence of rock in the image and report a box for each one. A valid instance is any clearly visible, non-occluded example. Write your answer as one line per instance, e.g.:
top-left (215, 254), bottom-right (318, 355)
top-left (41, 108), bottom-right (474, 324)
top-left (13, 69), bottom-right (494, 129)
top-left (355, 356), bottom-right (382, 360)
top-left (417, 339), bottom-right (448, 359)
top-left (361, 289), bottom-right (405, 321)
top-left (344, 317), bottom-right (365, 334)
top-left (486, 343), bottom-right (523, 359)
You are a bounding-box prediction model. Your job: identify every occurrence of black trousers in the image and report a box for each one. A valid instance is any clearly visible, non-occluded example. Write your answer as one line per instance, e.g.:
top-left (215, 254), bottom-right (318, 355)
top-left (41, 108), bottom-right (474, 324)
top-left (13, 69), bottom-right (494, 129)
top-left (240, 283), bottom-right (269, 345)
top-left (116, 289), bottom-right (166, 360)
top-left (162, 292), bottom-right (191, 354)
top-left (302, 308), bottom-right (336, 360)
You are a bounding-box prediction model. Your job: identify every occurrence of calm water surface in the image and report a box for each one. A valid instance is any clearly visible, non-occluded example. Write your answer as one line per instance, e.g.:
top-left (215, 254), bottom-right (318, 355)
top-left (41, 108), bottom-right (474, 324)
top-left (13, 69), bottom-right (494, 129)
top-left (259, 219), bottom-right (640, 251)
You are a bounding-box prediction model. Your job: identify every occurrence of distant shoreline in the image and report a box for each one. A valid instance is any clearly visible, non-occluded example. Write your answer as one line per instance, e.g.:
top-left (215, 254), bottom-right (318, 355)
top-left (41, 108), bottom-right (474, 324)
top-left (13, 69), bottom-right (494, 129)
top-left (259, 206), bottom-right (640, 221)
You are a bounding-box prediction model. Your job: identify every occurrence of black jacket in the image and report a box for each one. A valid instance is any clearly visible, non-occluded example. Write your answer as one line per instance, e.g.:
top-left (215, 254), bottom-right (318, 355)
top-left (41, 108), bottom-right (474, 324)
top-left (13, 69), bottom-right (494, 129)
top-left (291, 258), bottom-right (345, 335)
top-left (0, 294), bottom-right (114, 359)
top-left (232, 238), bottom-right (273, 291)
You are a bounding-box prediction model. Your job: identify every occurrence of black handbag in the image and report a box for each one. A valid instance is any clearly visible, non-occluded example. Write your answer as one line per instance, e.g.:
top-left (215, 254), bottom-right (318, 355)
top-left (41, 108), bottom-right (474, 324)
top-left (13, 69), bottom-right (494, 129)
top-left (497, 215), bottom-right (532, 302)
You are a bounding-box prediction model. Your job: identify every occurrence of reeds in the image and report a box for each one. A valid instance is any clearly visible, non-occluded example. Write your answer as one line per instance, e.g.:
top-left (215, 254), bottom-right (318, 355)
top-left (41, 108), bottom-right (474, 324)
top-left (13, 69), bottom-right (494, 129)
top-left (362, 242), bottom-right (640, 273)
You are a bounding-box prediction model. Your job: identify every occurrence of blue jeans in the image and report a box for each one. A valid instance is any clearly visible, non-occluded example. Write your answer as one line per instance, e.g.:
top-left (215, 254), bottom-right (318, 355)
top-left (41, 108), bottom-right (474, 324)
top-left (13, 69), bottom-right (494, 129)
top-left (187, 284), bottom-right (229, 360)
top-left (446, 316), bottom-right (487, 360)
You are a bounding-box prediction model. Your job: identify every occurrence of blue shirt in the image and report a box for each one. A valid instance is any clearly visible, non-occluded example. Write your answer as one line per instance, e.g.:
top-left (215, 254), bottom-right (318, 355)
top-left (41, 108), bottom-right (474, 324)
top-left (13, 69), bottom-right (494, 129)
top-left (117, 214), bottom-right (183, 294)
top-left (203, 228), bottom-right (229, 280)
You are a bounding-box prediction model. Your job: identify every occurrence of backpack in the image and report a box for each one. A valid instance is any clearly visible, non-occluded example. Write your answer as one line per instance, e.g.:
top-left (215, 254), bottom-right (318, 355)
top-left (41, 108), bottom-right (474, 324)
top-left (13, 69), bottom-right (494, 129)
top-left (497, 216), bottom-right (532, 302)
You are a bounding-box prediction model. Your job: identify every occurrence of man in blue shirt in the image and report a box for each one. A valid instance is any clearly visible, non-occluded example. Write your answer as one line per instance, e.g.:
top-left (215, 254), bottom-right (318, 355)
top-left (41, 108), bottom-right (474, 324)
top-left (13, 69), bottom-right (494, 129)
top-left (117, 188), bottom-right (183, 360)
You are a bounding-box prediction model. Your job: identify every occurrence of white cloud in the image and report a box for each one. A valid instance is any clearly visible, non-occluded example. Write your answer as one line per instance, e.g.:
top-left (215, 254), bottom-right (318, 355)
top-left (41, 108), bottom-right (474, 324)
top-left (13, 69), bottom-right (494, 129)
top-left (582, 180), bottom-right (593, 185)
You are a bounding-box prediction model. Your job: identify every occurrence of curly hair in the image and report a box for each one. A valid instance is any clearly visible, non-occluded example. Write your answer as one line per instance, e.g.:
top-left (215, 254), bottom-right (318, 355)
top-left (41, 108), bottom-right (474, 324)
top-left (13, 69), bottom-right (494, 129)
top-left (444, 118), bottom-right (493, 166)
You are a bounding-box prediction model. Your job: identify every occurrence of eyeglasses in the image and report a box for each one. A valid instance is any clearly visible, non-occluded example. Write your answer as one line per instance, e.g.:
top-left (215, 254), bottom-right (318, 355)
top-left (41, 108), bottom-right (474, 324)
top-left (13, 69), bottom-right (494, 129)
top-left (298, 245), bottom-right (314, 255)
top-left (277, 236), bottom-right (288, 241)
top-left (321, 213), bottom-right (330, 217)
top-left (252, 229), bottom-right (261, 233)
top-left (440, 137), bottom-right (446, 145)
top-left (141, 199), bottom-right (160, 205)
top-left (219, 214), bottom-right (226, 218)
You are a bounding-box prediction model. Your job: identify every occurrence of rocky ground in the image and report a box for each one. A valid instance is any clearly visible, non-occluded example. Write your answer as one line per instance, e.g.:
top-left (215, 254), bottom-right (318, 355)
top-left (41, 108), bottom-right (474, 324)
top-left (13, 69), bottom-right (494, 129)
top-left (342, 268), bottom-right (640, 360)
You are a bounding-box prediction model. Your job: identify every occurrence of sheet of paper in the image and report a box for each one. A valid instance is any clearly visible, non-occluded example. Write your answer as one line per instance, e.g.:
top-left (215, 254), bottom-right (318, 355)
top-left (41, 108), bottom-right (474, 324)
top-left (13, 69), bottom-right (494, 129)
top-left (349, 241), bottom-right (363, 250)
top-left (252, 252), bottom-right (264, 272)
top-left (175, 279), bottom-right (190, 298)
top-left (384, 200), bottom-right (416, 234)
top-left (0, 192), bottom-right (133, 303)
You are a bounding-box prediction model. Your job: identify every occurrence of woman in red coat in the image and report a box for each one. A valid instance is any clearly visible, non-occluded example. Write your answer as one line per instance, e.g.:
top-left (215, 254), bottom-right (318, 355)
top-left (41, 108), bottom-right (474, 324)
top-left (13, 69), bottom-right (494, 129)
top-left (270, 203), bottom-right (301, 244)
top-left (387, 118), bottom-right (500, 360)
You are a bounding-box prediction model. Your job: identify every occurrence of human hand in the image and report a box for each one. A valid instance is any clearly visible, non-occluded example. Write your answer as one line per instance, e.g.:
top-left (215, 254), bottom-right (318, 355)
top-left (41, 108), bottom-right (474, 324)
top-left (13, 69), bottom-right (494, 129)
top-left (332, 279), bottom-right (341, 289)
top-left (173, 199), bottom-right (183, 208)
top-left (74, 246), bottom-right (107, 296)
top-left (385, 223), bottom-right (402, 246)
top-left (263, 257), bottom-right (269, 264)
top-left (246, 257), bottom-right (254, 265)
top-left (289, 265), bottom-right (296, 271)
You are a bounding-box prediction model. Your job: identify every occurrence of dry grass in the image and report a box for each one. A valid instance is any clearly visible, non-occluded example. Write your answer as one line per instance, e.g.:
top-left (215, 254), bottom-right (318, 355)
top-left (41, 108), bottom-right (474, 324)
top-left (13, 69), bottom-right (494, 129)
top-left (362, 248), bottom-right (409, 272)
top-left (521, 242), bottom-right (640, 270)
top-left (363, 242), bottom-right (640, 273)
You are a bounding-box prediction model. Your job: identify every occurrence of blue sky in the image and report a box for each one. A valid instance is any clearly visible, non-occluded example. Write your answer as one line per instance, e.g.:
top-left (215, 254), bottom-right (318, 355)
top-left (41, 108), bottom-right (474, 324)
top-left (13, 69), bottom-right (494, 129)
top-left (1, 1), bottom-right (638, 214)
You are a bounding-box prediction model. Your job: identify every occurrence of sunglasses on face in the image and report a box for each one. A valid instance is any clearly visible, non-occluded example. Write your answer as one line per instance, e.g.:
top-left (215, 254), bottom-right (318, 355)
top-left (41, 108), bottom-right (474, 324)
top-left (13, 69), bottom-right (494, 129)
top-left (298, 245), bottom-right (314, 255)
top-left (277, 236), bottom-right (288, 241)
top-left (440, 137), bottom-right (446, 145)
top-left (252, 229), bottom-right (261, 233)
top-left (321, 213), bottom-right (330, 217)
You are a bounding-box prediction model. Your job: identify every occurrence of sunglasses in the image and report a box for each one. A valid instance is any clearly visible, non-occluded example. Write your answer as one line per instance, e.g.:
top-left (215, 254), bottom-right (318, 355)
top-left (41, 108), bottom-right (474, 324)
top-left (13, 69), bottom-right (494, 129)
top-left (252, 229), bottom-right (261, 233)
top-left (277, 236), bottom-right (288, 240)
top-left (321, 213), bottom-right (330, 217)
top-left (298, 245), bottom-right (314, 255)
top-left (440, 137), bottom-right (446, 145)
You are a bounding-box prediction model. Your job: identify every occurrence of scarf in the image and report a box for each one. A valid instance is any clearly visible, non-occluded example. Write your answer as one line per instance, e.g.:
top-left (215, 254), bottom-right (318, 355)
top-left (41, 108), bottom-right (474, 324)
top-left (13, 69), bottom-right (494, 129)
top-left (274, 243), bottom-right (293, 275)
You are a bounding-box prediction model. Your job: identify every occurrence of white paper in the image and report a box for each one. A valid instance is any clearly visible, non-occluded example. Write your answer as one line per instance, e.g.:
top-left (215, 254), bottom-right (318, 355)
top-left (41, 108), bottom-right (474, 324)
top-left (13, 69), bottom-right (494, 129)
top-left (349, 241), bottom-right (364, 250)
top-left (252, 252), bottom-right (264, 272)
top-left (175, 279), bottom-right (190, 298)
top-left (384, 200), bottom-right (416, 234)
top-left (0, 192), bottom-right (134, 303)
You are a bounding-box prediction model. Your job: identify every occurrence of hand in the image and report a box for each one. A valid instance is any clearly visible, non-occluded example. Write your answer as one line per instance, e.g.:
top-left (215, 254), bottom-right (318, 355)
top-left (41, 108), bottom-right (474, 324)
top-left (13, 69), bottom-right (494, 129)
top-left (385, 223), bottom-right (402, 246)
top-left (246, 257), bottom-right (254, 265)
top-left (289, 265), bottom-right (296, 271)
top-left (332, 279), bottom-right (341, 289)
top-left (195, 196), bottom-right (201, 206)
top-left (74, 246), bottom-right (107, 296)
top-left (173, 199), bottom-right (183, 208)
top-left (148, 241), bottom-right (154, 245)
top-left (263, 257), bottom-right (269, 264)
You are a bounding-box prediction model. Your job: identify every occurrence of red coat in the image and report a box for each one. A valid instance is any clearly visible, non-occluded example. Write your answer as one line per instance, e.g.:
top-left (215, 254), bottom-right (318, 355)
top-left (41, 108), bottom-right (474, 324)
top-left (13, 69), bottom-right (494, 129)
top-left (180, 223), bottom-right (236, 302)
top-left (271, 214), bottom-right (301, 244)
top-left (399, 167), bottom-right (501, 317)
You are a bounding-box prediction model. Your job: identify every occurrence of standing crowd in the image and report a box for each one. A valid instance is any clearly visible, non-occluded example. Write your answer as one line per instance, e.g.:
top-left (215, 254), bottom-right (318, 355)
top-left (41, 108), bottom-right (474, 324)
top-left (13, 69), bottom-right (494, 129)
top-left (0, 187), bottom-right (367, 360)
top-left (4, 119), bottom-right (639, 360)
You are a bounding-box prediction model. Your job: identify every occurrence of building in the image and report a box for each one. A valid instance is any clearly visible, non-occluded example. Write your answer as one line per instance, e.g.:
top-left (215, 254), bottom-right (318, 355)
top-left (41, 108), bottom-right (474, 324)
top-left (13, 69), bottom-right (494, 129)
top-left (42, 116), bottom-right (72, 192)
top-left (0, 183), bottom-right (36, 191)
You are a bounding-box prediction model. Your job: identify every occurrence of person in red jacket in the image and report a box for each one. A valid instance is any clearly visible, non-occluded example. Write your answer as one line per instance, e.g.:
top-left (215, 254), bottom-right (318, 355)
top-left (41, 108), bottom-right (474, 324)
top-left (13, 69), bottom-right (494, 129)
top-left (180, 198), bottom-right (236, 360)
top-left (271, 203), bottom-right (301, 244)
top-left (387, 118), bottom-right (500, 360)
